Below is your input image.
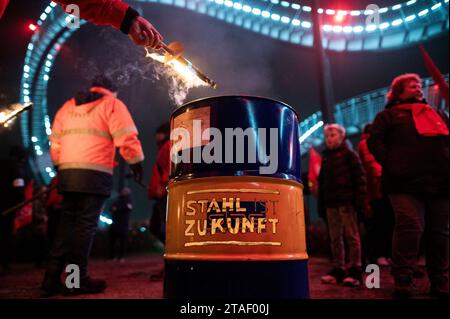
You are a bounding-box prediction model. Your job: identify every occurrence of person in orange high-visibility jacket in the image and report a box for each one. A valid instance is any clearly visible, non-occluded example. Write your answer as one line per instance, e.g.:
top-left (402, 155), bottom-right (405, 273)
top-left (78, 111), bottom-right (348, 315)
top-left (42, 75), bottom-right (144, 296)
top-left (0, 0), bottom-right (163, 49)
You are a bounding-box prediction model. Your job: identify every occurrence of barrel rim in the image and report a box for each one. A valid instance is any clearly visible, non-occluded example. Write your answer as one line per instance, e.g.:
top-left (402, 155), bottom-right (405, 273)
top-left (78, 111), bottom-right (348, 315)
top-left (171, 95), bottom-right (299, 119)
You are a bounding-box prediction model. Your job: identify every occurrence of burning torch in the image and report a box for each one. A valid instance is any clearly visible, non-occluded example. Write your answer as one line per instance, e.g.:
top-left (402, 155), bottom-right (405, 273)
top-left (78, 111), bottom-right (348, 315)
top-left (0, 102), bottom-right (33, 128)
top-left (146, 41), bottom-right (217, 89)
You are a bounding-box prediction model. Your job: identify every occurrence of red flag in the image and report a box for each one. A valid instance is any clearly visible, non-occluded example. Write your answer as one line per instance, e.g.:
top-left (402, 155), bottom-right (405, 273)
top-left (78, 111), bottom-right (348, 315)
top-left (419, 45), bottom-right (449, 106)
top-left (13, 179), bottom-right (34, 233)
top-left (308, 147), bottom-right (322, 197)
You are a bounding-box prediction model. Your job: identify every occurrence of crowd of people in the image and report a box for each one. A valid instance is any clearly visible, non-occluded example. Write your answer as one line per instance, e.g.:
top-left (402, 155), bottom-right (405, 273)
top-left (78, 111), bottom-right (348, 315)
top-left (315, 73), bottom-right (448, 299)
top-left (0, 0), bottom-right (448, 298)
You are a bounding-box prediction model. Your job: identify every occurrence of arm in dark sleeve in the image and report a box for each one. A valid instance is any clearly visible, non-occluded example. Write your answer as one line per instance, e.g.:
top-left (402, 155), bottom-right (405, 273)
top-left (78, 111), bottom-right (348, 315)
top-left (367, 111), bottom-right (391, 165)
top-left (349, 151), bottom-right (367, 211)
top-left (317, 166), bottom-right (326, 221)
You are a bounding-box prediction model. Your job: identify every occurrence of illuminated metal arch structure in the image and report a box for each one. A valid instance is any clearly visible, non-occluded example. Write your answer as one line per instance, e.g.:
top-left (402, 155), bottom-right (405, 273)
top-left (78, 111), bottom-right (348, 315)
top-left (20, 0), bottom-right (449, 183)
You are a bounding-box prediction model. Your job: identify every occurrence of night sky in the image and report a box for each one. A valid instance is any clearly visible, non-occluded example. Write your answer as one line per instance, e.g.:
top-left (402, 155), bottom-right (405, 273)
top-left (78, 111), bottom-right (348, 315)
top-left (0, 0), bottom-right (448, 222)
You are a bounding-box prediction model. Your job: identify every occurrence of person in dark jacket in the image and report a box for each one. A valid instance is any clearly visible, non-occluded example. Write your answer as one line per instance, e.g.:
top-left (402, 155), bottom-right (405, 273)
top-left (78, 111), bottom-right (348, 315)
top-left (108, 187), bottom-right (133, 261)
top-left (358, 124), bottom-right (394, 267)
top-left (368, 73), bottom-right (449, 299)
top-left (318, 124), bottom-right (367, 287)
top-left (0, 146), bottom-right (28, 273)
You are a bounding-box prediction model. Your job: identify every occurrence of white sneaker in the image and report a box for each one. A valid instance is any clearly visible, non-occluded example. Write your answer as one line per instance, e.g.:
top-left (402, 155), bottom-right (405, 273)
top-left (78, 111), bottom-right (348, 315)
top-left (321, 275), bottom-right (337, 284)
top-left (376, 257), bottom-right (391, 267)
top-left (343, 276), bottom-right (361, 287)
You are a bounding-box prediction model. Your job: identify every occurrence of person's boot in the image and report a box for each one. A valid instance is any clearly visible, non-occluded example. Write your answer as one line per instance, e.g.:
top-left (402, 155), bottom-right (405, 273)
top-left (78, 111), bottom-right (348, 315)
top-left (394, 275), bottom-right (414, 299)
top-left (343, 267), bottom-right (362, 287)
top-left (41, 272), bottom-right (63, 297)
top-left (321, 267), bottom-right (346, 285)
top-left (64, 276), bottom-right (107, 296)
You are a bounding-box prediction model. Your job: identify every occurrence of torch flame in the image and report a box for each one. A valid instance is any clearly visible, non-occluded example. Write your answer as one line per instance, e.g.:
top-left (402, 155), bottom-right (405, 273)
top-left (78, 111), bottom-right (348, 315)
top-left (0, 103), bottom-right (33, 127)
top-left (145, 49), bottom-right (208, 88)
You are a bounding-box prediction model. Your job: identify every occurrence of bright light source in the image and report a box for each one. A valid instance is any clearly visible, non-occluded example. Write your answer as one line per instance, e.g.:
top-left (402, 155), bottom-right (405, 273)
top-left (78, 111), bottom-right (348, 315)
top-left (418, 9), bottom-right (429, 16)
top-left (325, 9), bottom-right (335, 15)
top-left (292, 19), bottom-right (301, 26)
top-left (405, 14), bottom-right (416, 22)
top-left (28, 23), bottom-right (37, 31)
top-left (49, 172), bottom-right (56, 178)
top-left (431, 3), bottom-right (442, 10)
top-left (281, 1), bottom-right (290, 7)
top-left (364, 9), bottom-right (374, 15)
top-left (353, 25), bottom-right (364, 32)
top-left (281, 16), bottom-right (290, 23)
top-left (334, 14), bottom-right (344, 22)
top-left (252, 8), bottom-right (261, 15)
top-left (318, 8), bottom-right (324, 14)
top-left (261, 11), bottom-right (270, 18)
top-left (337, 10), bottom-right (347, 16)
top-left (323, 25), bottom-right (332, 32)
top-left (40, 13), bottom-right (47, 21)
top-left (379, 22), bottom-right (390, 29)
top-left (301, 21), bottom-right (311, 28)
top-left (271, 13), bottom-right (280, 21)
top-left (233, 2), bottom-right (242, 10)
top-left (392, 4), bottom-right (402, 10)
top-left (224, 0), bottom-right (232, 8)
top-left (350, 10), bottom-right (361, 16)
top-left (343, 26), bottom-right (353, 33)
top-left (242, 5), bottom-right (251, 12)
top-left (332, 25), bottom-right (343, 33)
top-left (45, 167), bottom-right (52, 173)
top-left (31, 136), bottom-right (38, 142)
top-left (366, 24), bottom-right (377, 32)
top-left (406, 0), bottom-right (417, 5)
top-left (302, 6), bottom-right (311, 12)
top-left (379, 7), bottom-right (388, 13)
top-left (299, 121), bottom-right (324, 144)
top-left (43, 74), bottom-right (49, 81)
top-left (392, 18), bottom-right (403, 26)
top-left (291, 4), bottom-right (300, 10)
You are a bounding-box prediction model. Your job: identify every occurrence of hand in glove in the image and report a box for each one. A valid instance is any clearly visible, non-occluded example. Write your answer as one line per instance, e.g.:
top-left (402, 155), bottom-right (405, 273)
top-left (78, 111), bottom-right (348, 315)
top-left (129, 162), bottom-right (144, 185)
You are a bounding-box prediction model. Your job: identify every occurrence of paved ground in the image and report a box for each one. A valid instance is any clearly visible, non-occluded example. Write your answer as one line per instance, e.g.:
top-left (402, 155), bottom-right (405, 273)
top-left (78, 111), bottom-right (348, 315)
top-left (0, 254), bottom-right (433, 299)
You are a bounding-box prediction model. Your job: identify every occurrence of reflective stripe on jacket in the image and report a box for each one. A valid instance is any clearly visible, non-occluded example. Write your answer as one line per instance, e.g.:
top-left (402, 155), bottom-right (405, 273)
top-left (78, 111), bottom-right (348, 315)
top-left (50, 87), bottom-right (144, 175)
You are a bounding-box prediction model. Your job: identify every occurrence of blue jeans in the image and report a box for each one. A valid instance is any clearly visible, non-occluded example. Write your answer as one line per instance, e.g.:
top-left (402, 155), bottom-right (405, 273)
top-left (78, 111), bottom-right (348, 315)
top-left (389, 194), bottom-right (449, 284)
top-left (46, 193), bottom-right (107, 278)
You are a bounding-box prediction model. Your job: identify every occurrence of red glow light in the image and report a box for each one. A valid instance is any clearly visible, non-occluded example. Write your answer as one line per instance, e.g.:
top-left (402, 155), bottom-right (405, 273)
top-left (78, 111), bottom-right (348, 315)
top-left (334, 14), bottom-right (345, 23)
top-left (28, 23), bottom-right (37, 31)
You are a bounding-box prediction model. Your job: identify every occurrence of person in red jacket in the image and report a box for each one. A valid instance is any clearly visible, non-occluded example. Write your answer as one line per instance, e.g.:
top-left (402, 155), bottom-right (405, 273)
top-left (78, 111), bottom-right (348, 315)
top-left (0, 0), bottom-right (163, 49)
top-left (368, 73), bottom-right (449, 299)
top-left (147, 122), bottom-right (170, 281)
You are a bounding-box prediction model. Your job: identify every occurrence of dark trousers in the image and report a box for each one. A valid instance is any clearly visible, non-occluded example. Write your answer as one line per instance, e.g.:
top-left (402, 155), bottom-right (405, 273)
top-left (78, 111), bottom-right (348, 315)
top-left (389, 194), bottom-right (449, 284)
top-left (46, 193), bottom-right (107, 278)
top-left (109, 231), bottom-right (127, 259)
top-left (0, 215), bottom-right (14, 269)
top-left (150, 198), bottom-right (167, 244)
top-left (366, 197), bottom-right (394, 261)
